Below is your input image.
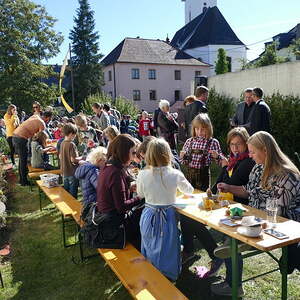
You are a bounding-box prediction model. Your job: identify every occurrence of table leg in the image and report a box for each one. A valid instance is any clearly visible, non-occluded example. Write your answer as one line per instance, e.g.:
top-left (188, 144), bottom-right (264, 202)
top-left (231, 238), bottom-right (239, 300)
top-left (281, 246), bottom-right (288, 300)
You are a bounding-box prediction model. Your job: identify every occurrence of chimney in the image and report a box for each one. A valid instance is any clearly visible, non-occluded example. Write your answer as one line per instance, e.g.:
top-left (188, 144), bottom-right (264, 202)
top-left (166, 34), bottom-right (170, 43)
top-left (203, 3), bottom-right (207, 13)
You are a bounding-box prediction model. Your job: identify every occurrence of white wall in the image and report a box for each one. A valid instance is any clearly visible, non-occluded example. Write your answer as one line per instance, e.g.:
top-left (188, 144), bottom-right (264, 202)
top-left (184, 0), bottom-right (217, 24)
top-left (208, 61), bottom-right (300, 99)
top-left (103, 62), bottom-right (209, 112)
top-left (185, 44), bottom-right (247, 75)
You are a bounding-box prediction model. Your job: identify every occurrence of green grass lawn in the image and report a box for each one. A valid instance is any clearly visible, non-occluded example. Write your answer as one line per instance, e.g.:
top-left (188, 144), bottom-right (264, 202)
top-left (0, 182), bottom-right (300, 300)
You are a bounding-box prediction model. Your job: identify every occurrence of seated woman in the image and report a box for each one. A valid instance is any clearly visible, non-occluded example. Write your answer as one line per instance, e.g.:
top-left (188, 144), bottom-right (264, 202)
top-left (75, 146), bottom-right (107, 206)
top-left (211, 131), bottom-right (300, 297)
top-left (96, 134), bottom-right (142, 250)
top-left (211, 127), bottom-right (255, 205)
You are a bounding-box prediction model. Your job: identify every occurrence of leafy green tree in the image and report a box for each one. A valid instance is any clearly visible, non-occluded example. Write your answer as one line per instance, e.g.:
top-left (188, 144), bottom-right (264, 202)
top-left (288, 38), bottom-right (300, 59)
top-left (215, 48), bottom-right (229, 74)
top-left (69, 0), bottom-right (104, 111)
top-left (255, 42), bottom-right (286, 67)
top-left (0, 0), bottom-right (63, 112)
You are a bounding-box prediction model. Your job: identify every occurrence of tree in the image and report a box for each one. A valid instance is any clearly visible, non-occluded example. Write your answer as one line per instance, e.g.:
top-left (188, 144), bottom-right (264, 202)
top-left (255, 42), bottom-right (286, 67)
top-left (215, 48), bottom-right (229, 75)
top-left (0, 0), bottom-right (63, 112)
top-left (288, 38), bottom-right (300, 59)
top-left (69, 0), bottom-right (104, 111)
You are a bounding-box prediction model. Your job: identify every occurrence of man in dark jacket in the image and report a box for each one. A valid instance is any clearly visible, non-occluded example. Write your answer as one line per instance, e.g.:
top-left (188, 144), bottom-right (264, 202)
top-left (231, 88), bottom-right (255, 133)
top-left (184, 86), bottom-right (208, 137)
top-left (248, 87), bottom-right (271, 135)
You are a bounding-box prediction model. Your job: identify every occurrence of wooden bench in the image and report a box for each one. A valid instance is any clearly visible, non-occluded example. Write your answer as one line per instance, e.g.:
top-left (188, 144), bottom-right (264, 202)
top-left (28, 169), bottom-right (61, 179)
top-left (36, 180), bottom-right (188, 300)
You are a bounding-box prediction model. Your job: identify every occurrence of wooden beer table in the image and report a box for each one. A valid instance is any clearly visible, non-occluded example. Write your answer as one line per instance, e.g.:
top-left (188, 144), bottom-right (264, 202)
top-left (176, 192), bottom-right (300, 300)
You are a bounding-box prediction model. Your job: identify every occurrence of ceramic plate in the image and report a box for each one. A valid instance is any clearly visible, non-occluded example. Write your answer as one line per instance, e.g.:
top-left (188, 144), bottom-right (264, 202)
top-left (237, 226), bottom-right (262, 238)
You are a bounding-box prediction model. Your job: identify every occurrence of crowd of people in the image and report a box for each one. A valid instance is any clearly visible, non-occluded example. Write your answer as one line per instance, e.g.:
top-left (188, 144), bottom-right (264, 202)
top-left (1, 85), bottom-right (299, 297)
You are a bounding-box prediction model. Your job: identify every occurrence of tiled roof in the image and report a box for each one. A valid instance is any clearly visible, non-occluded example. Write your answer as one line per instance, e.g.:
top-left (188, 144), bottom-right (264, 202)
top-left (101, 38), bottom-right (209, 66)
top-left (171, 6), bottom-right (245, 50)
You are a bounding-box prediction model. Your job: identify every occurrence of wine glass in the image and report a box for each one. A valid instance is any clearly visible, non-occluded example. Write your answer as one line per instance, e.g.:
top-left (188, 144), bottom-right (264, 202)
top-left (266, 198), bottom-right (278, 228)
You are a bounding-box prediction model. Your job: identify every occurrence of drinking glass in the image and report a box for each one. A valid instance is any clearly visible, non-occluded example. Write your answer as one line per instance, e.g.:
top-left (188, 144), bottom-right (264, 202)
top-left (266, 198), bottom-right (278, 228)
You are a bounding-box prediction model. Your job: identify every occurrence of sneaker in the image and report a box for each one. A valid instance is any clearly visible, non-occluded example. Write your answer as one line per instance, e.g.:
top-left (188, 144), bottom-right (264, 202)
top-left (214, 243), bottom-right (254, 259)
top-left (182, 251), bottom-right (197, 265)
top-left (211, 281), bottom-right (244, 297)
top-left (206, 257), bottom-right (224, 277)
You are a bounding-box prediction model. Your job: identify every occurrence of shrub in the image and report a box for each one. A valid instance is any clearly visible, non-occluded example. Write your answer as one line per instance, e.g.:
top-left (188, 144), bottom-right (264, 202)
top-left (265, 93), bottom-right (300, 166)
top-left (207, 88), bottom-right (235, 152)
top-left (83, 93), bottom-right (139, 119)
top-left (0, 137), bottom-right (10, 155)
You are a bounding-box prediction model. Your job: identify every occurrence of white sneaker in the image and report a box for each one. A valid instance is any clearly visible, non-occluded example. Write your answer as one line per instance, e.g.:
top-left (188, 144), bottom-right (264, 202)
top-left (211, 281), bottom-right (244, 297)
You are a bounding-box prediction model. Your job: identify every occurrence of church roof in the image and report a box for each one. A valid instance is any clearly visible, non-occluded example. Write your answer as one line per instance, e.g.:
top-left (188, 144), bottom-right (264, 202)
top-left (101, 38), bottom-right (209, 66)
top-left (171, 6), bottom-right (245, 50)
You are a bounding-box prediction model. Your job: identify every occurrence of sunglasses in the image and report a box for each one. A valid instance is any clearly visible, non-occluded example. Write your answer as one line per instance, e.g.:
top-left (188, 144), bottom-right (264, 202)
top-left (33, 106), bottom-right (39, 109)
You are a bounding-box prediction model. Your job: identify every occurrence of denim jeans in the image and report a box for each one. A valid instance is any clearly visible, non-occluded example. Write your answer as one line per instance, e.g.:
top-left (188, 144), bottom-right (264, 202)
top-left (63, 176), bottom-right (79, 198)
top-left (12, 136), bottom-right (29, 185)
top-left (225, 254), bottom-right (243, 287)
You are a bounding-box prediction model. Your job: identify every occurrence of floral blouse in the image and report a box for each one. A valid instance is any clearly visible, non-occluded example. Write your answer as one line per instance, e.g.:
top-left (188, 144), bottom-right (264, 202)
top-left (246, 164), bottom-right (300, 222)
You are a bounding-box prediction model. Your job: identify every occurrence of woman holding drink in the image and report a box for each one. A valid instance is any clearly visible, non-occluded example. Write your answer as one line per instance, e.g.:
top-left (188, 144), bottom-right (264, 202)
top-left (212, 131), bottom-right (300, 297)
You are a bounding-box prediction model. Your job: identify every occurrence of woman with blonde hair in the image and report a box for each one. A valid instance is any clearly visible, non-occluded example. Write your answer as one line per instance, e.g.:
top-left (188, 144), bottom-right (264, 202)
top-left (137, 138), bottom-right (193, 281)
top-left (75, 146), bottom-right (107, 205)
top-left (4, 104), bottom-right (20, 164)
top-left (213, 131), bottom-right (300, 297)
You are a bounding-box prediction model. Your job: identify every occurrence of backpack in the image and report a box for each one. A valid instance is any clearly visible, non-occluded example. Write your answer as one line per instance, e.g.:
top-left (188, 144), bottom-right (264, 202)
top-left (80, 202), bottom-right (126, 249)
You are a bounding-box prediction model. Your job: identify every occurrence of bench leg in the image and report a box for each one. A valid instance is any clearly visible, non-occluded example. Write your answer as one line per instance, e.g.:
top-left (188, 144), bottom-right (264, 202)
top-left (230, 238), bottom-right (239, 300)
top-left (0, 269), bottom-right (4, 288)
top-left (281, 246), bottom-right (288, 300)
top-left (38, 187), bottom-right (42, 211)
top-left (61, 215), bottom-right (78, 248)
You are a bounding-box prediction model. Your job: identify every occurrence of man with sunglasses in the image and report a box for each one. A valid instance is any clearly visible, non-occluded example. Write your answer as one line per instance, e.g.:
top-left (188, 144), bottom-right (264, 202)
top-left (12, 111), bottom-right (53, 186)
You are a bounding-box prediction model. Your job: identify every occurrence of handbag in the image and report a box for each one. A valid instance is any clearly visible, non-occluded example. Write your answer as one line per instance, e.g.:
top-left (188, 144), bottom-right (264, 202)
top-left (80, 202), bottom-right (126, 249)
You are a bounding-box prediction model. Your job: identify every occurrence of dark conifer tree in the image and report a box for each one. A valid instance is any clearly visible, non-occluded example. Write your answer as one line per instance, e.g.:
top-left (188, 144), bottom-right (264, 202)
top-left (69, 0), bottom-right (103, 110)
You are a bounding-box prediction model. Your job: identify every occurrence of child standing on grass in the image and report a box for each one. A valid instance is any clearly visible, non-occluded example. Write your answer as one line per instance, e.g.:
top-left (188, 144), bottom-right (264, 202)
top-left (60, 123), bottom-right (83, 198)
top-left (138, 111), bottom-right (151, 141)
top-left (31, 131), bottom-right (57, 170)
top-left (180, 113), bottom-right (226, 191)
top-left (137, 138), bottom-right (193, 281)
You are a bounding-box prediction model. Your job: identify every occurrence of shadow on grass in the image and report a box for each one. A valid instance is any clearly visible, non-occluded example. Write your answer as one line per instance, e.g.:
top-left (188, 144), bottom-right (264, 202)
top-left (0, 186), bottom-right (131, 300)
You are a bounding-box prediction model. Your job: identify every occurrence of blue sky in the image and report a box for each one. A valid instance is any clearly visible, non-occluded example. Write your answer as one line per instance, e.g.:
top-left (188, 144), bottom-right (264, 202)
top-left (34, 0), bottom-right (300, 65)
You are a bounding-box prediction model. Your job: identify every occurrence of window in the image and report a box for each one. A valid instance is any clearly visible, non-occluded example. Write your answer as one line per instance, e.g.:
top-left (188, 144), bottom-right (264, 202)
top-left (133, 90), bottom-right (141, 101)
top-left (149, 90), bottom-right (157, 101)
top-left (226, 56), bottom-right (232, 72)
top-left (131, 68), bottom-right (140, 79)
top-left (195, 70), bottom-right (202, 77)
top-left (108, 70), bottom-right (112, 81)
top-left (174, 90), bottom-right (181, 101)
top-left (148, 69), bottom-right (156, 80)
top-left (174, 70), bottom-right (181, 80)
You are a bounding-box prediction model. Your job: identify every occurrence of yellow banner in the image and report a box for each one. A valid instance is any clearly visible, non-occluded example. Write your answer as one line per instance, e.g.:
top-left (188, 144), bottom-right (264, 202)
top-left (59, 50), bottom-right (74, 113)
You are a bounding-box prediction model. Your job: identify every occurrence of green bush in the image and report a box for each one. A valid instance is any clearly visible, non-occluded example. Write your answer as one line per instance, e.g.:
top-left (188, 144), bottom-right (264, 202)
top-left (207, 88), bottom-right (235, 152)
top-left (0, 137), bottom-right (10, 155)
top-left (207, 89), bottom-right (300, 167)
top-left (265, 93), bottom-right (300, 165)
top-left (83, 93), bottom-right (140, 119)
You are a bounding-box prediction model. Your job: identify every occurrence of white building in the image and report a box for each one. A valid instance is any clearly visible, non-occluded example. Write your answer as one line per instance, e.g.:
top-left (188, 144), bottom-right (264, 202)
top-left (172, 1), bottom-right (247, 75)
top-left (182, 0), bottom-right (217, 24)
top-left (101, 38), bottom-right (209, 112)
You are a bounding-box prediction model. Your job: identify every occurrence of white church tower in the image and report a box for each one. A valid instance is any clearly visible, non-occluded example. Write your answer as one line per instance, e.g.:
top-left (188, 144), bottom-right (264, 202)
top-left (182, 0), bottom-right (217, 24)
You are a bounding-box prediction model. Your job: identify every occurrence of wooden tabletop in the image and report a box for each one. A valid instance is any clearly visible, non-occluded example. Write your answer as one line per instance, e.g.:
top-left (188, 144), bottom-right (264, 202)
top-left (176, 192), bottom-right (300, 252)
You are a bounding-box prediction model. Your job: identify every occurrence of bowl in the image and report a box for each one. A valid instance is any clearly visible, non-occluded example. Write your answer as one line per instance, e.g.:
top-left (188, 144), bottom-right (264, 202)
top-left (237, 225), bottom-right (262, 237)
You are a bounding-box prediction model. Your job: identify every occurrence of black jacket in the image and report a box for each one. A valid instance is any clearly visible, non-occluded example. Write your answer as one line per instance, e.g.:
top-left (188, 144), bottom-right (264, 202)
top-left (249, 100), bottom-right (271, 135)
top-left (212, 157), bottom-right (255, 205)
top-left (184, 101), bottom-right (208, 136)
